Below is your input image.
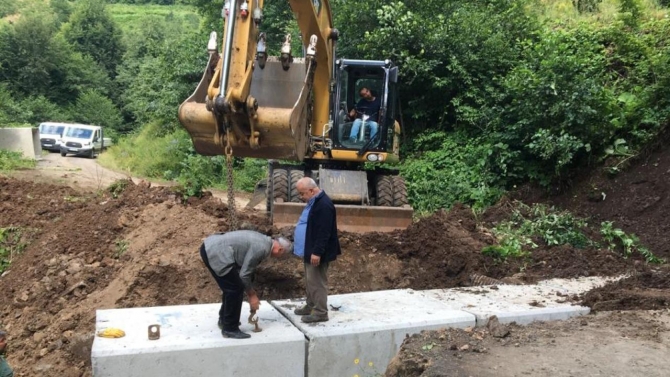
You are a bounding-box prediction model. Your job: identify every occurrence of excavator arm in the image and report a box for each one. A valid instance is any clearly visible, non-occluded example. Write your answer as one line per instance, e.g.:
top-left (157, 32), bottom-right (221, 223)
top-left (178, 0), bottom-right (338, 161)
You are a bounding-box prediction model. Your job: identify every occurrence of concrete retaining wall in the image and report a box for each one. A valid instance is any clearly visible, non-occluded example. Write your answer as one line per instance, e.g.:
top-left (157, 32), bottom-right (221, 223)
top-left (0, 128), bottom-right (41, 159)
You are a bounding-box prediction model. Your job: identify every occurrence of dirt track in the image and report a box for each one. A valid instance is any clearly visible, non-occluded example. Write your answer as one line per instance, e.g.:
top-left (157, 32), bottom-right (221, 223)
top-left (1, 148), bottom-right (669, 376)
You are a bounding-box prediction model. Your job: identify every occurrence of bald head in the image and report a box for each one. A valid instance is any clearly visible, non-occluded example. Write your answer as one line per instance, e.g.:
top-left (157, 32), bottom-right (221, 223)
top-left (296, 177), bottom-right (320, 202)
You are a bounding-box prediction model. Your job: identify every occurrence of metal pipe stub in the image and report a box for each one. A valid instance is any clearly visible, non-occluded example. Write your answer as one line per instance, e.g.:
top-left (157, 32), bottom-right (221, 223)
top-left (148, 324), bottom-right (161, 340)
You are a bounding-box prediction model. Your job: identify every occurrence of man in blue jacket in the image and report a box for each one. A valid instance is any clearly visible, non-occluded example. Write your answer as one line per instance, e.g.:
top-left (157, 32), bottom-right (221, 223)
top-left (292, 177), bottom-right (342, 323)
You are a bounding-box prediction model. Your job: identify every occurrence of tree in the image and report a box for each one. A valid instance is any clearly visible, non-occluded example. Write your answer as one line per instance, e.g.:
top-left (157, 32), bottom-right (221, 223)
top-left (0, 13), bottom-right (60, 98)
top-left (69, 90), bottom-right (123, 133)
top-left (61, 0), bottom-right (125, 77)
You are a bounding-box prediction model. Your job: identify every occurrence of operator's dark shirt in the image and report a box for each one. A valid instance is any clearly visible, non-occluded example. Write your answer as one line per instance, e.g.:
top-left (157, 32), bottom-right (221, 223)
top-left (354, 96), bottom-right (381, 119)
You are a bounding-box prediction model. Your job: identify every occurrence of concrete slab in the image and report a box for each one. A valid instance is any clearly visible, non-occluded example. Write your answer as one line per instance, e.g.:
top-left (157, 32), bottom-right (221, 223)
top-left (419, 283), bottom-right (591, 326)
top-left (271, 289), bottom-right (475, 377)
top-left (91, 302), bottom-right (305, 377)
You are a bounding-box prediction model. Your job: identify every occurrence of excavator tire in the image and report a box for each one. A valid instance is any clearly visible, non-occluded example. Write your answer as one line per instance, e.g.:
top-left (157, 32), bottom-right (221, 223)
top-left (272, 169), bottom-right (289, 203)
top-left (375, 175), bottom-right (393, 206)
top-left (289, 170), bottom-right (305, 203)
top-left (392, 176), bottom-right (409, 207)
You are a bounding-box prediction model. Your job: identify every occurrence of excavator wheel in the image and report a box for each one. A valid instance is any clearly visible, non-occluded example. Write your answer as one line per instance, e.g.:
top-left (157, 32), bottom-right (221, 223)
top-left (289, 170), bottom-right (305, 202)
top-left (272, 169), bottom-right (289, 203)
top-left (375, 175), bottom-right (394, 206)
top-left (392, 176), bottom-right (409, 207)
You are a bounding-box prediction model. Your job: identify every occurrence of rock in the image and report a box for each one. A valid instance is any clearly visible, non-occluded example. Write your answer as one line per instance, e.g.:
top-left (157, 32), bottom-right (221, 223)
top-left (486, 316), bottom-right (510, 338)
top-left (48, 339), bottom-right (63, 351)
top-left (459, 344), bottom-right (470, 351)
top-left (67, 261), bottom-right (83, 275)
top-left (33, 364), bottom-right (53, 373)
top-left (33, 332), bottom-right (47, 343)
top-left (39, 348), bottom-right (49, 357)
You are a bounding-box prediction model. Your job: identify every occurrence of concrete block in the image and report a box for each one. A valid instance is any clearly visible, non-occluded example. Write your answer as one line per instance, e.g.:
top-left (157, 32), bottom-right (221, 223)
top-left (92, 302), bottom-right (305, 377)
top-left (272, 289), bottom-right (475, 377)
top-left (0, 128), bottom-right (41, 159)
top-left (419, 284), bottom-right (590, 326)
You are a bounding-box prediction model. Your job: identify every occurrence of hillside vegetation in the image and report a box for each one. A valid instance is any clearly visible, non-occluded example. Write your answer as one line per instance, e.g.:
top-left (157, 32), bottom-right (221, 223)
top-left (1, 0), bottom-right (669, 211)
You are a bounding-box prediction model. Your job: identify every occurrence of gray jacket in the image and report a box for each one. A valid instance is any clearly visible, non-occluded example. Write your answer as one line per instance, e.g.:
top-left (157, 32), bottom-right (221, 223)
top-left (203, 230), bottom-right (272, 290)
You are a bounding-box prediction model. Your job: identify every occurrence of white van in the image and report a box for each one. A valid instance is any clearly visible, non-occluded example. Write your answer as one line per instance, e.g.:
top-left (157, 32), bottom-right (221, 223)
top-left (59, 124), bottom-right (112, 158)
top-left (38, 122), bottom-right (69, 152)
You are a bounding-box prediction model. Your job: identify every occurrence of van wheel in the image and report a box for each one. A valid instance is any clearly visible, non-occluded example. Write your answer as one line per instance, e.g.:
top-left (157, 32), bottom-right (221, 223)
top-left (60, 150), bottom-right (67, 157)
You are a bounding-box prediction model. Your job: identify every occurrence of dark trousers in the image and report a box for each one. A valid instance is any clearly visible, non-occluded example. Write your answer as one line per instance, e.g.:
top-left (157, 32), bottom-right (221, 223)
top-left (200, 244), bottom-right (245, 332)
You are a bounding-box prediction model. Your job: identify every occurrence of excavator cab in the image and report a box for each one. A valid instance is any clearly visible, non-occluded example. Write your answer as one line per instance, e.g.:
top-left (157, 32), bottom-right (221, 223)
top-left (331, 59), bottom-right (399, 154)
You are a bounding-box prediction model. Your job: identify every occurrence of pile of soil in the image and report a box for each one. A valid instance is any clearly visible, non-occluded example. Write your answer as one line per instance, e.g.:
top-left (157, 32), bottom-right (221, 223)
top-left (524, 131), bottom-right (670, 262)
top-left (582, 270), bottom-right (670, 311)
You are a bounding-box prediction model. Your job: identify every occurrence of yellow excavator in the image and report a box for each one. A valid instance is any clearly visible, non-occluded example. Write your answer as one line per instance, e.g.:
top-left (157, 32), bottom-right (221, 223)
top-left (178, 0), bottom-right (412, 233)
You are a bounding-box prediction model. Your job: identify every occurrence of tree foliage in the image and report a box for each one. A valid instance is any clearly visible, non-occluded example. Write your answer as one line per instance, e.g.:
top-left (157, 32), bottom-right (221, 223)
top-left (61, 0), bottom-right (125, 76)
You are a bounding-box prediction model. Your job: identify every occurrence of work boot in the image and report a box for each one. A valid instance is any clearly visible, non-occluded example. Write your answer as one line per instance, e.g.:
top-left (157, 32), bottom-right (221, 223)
top-left (293, 305), bottom-right (313, 316)
top-left (222, 329), bottom-right (251, 339)
top-left (301, 314), bottom-right (328, 323)
top-left (218, 319), bottom-right (241, 329)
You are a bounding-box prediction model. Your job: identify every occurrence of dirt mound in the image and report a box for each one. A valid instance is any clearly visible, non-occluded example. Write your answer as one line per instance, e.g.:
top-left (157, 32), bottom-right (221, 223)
top-left (582, 269), bottom-right (670, 311)
top-left (524, 136), bottom-right (670, 261)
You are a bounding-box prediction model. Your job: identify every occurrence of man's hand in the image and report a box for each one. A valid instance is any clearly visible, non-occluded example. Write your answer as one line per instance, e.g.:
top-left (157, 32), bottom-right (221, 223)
top-left (248, 293), bottom-right (260, 311)
top-left (310, 254), bottom-right (321, 266)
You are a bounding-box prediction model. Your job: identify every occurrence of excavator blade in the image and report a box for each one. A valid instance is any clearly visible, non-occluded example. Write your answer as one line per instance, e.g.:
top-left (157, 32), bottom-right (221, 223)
top-left (272, 202), bottom-right (413, 233)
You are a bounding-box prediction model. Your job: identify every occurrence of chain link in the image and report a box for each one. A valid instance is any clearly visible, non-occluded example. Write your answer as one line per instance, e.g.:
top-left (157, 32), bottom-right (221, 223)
top-left (225, 130), bottom-right (239, 231)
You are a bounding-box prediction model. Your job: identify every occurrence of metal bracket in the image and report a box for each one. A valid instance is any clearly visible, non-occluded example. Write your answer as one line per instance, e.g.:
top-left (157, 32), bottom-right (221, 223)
top-left (248, 310), bottom-right (262, 332)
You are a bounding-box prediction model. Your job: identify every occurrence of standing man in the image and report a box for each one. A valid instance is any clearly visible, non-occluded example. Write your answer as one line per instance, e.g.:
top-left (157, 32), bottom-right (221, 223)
top-left (292, 177), bottom-right (341, 323)
top-left (200, 230), bottom-right (292, 339)
top-left (0, 330), bottom-right (12, 377)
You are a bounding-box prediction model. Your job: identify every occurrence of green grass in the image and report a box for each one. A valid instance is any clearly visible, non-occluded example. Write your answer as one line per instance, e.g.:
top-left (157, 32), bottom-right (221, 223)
top-left (0, 149), bottom-right (37, 171)
top-left (97, 122), bottom-right (190, 179)
top-left (0, 227), bottom-right (27, 274)
top-left (107, 3), bottom-right (200, 34)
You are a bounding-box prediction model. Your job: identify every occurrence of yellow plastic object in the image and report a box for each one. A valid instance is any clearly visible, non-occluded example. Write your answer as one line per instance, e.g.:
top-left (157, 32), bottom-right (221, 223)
top-left (97, 328), bottom-right (126, 338)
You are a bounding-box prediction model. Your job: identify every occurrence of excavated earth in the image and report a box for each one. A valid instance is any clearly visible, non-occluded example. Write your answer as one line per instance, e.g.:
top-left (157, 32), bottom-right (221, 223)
top-left (0, 138), bottom-right (669, 376)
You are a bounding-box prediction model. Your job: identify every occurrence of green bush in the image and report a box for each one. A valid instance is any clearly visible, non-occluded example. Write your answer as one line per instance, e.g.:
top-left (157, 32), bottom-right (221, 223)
top-left (484, 203), bottom-right (592, 260)
top-left (400, 131), bottom-right (508, 213)
top-left (600, 221), bottom-right (664, 263)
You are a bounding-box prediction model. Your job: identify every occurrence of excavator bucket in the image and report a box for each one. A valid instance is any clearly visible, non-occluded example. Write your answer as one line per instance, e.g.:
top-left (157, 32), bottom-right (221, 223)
top-left (178, 57), bottom-right (311, 160)
top-left (272, 202), bottom-right (413, 233)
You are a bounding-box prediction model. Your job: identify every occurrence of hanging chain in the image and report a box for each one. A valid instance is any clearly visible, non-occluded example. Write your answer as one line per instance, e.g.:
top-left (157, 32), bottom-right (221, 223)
top-left (224, 129), bottom-right (239, 230)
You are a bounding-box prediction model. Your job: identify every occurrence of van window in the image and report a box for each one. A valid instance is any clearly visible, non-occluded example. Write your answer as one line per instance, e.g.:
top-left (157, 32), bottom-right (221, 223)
top-left (65, 127), bottom-right (93, 139)
top-left (39, 124), bottom-right (65, 135)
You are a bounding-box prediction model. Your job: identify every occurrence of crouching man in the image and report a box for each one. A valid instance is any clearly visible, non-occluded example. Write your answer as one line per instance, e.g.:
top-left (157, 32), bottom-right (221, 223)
top-left (200, 230), bottom-right (292, 339)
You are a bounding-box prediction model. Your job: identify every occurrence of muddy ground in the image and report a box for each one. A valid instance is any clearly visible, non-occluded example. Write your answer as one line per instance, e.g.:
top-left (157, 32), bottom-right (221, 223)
top-left (0, 147), bottom-right (669, 376)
